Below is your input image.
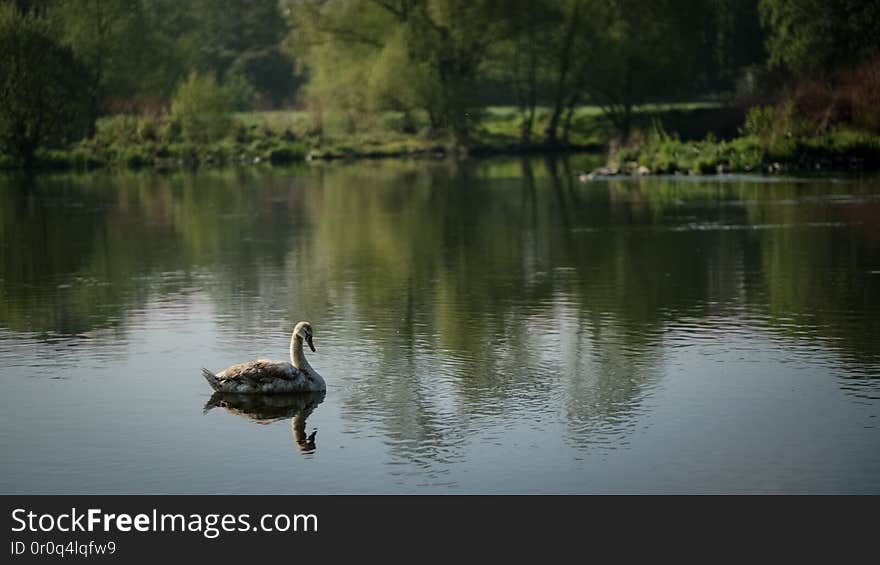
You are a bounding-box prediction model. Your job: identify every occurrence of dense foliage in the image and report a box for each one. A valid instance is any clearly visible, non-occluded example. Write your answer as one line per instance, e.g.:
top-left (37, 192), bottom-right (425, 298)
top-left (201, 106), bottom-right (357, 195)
top-left (0, 5), bottom-right (90, 166)
top-left (759, 0), bottom-right (880, 77)
top-left (0, 0), bottom-right (878, 169)
top-left (288, 0), bottom-right (767, 142)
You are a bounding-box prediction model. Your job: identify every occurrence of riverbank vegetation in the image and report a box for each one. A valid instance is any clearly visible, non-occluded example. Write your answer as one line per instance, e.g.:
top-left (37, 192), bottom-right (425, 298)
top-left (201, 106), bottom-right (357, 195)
top-left (1, 0), bottom-right (878, 172)
top-left (9, 102), bottom-right (732, 170)
top-left (609, 79), bottom-right (880, 174)
top-left (609, 12), bottom-right (880, 175)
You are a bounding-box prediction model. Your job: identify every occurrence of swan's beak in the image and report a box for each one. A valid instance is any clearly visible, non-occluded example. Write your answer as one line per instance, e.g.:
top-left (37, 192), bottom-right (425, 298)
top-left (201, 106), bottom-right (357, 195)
top-left (306, 335), bottom-right (316, 352)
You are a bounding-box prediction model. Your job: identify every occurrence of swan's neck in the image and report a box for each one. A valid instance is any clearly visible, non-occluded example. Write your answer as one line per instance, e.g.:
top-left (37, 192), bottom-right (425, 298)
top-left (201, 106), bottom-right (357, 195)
top-left (290, 334), bottom-right (313, 373)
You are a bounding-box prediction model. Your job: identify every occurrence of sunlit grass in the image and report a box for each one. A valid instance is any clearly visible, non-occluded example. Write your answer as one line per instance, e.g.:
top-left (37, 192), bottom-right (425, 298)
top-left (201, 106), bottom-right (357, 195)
top-left (236, 102), bottom-right (725, 148)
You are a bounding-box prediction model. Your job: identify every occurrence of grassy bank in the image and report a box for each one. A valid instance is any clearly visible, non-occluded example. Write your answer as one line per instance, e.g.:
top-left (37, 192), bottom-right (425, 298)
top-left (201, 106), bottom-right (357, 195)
top-left (603, 128), bottom-right (880, 176)
top-left (19, 102), bottom-right (878, 175)
top-left (1, 103), bottom-right (737, 171)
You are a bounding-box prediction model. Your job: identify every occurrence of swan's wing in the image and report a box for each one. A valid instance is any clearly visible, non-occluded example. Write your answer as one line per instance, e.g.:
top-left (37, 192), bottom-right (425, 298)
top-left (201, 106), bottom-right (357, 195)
top-left (216, 360), bottom-right (299, 384)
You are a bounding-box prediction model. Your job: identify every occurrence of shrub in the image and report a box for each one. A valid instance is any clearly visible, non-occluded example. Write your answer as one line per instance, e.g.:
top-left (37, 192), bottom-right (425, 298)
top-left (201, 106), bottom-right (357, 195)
top-left (376, 111), bottom-right (419, 134)
top-left (200, 142), bottom-right (233, 165)
top-left (839, 56), bottom-right (880, 133)
top-left (121, 146), bottom-right (152, 168)
top-left (170, 72), bottom-right (234, 143)
top-left (233, 123), bottom-right (252, 143)
top-left (33, 149), bottom-right (72, 169)
top-left (159, 117), bottom-right (182, 143)
top-left (167, 142), bottom-right (200, 165)
top-left (267, 142), bottom-right (307, 164)
top-left (741, 102), bottom-right (815, 149)
top-left (94, 115), bottom-right (141, 146)
top-left (748, 57), bottom-right (880, 140)
top-left (741, 106), bottom-right (776, 138)
top-left (137, 116), bottom-right (162, 142)
top-left (68, 146), bottom-right (103, 169)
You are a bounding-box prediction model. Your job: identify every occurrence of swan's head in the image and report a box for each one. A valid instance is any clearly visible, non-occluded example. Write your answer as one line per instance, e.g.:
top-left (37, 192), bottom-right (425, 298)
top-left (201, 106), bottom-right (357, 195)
top-left (294, 321), bottom-right (315, 352)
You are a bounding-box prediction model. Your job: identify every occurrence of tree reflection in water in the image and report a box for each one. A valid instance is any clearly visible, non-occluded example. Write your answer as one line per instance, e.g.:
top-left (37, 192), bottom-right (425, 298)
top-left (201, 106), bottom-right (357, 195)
top-left (1, 160), bottom-right (878, 470)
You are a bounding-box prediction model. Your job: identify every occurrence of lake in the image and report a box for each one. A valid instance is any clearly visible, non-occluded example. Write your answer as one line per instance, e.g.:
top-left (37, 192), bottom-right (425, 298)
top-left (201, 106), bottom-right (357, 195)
top-left (1, 157), bottom-right (878, 493)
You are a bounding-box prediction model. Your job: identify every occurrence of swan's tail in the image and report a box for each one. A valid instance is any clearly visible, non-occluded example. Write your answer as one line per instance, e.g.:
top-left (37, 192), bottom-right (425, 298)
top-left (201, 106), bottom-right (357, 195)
top-left (202, 368), bottom-right (221, 391)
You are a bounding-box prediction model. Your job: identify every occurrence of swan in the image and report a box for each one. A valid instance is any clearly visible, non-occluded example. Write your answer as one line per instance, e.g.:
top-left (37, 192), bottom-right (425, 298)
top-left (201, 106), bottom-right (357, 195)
top-left (201, 321), bottom-right (325, 393)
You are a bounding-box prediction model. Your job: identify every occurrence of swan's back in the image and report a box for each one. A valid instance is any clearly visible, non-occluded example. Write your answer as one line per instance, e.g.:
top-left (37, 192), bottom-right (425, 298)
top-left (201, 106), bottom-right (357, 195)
top-left (202, 360), bottom-right (322, 393)
top-left (218, 359), bottom-right (295, 381)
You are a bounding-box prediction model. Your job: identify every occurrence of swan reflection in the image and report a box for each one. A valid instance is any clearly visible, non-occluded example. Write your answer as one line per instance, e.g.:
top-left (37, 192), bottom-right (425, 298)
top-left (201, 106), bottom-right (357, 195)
top-left (203, 391), bottom-right (325, 453)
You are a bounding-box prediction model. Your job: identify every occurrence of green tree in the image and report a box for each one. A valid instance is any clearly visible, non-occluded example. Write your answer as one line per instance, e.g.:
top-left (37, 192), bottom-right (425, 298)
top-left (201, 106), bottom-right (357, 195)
top-left (484, 1), bottom-right (560, 143)
top-left (396, 0), bottom-right (514, 140)
top-left (45, 0), bottom-right (298, 115)
top-left (582, 0), bottom-right (709, 141)
top-left (0, 5), bottom-right (90, 167)
top-left (693, 0), bottom-right (765, 93)
top-left (290, 0), bottom-right (514, 141)
top-left (171, 0), bottom-right (298, 108)
top-left (288, 1), bottom-right (398, 133)
top-left (760, 0), bottom-right (880, 77)
top-left (542, 0), bottom-right (611, 145)
top-left (50, 0), bottom-right (170, 122)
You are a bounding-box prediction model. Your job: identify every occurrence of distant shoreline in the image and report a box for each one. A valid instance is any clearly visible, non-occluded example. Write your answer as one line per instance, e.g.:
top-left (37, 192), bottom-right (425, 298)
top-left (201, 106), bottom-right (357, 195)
top-left (3, 105), bottom-right (879, 175)
top-left (5, 138), bottom-right (878, 177)
top-left (0, 104), bottom-right (731, 173)
top-left (1, 139), bottom-right (609, 173)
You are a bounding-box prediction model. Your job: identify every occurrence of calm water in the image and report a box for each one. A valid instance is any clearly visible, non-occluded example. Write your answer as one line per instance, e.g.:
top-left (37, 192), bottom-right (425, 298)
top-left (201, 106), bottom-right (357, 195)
top-left (1, 158), bottom-right (879, 494)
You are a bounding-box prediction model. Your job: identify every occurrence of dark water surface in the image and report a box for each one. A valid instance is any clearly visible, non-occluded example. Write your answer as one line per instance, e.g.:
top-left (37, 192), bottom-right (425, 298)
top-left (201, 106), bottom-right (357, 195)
top-left (1, 158), bottom-right (879, 493)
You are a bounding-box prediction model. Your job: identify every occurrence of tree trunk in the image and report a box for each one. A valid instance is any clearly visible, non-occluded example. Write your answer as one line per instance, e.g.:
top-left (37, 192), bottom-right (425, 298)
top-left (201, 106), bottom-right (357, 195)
top-left (618, 64), bottom-right (634, 142)
top-left (561, 92), bottom-right (580, 145)
top-left (620, 105), bottom-right (632, 143)
top-left (521, 107), bottom-right (535, 144)
top-left (545, 1), bottom-right (581, 146)
top-left (517, 18), bottom-right (538, 145)
top-left (19, 135), bottom-right (38, 170)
